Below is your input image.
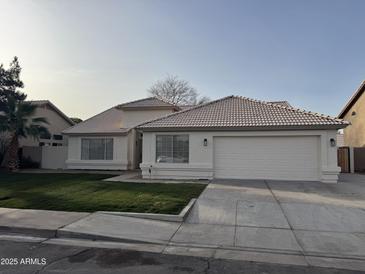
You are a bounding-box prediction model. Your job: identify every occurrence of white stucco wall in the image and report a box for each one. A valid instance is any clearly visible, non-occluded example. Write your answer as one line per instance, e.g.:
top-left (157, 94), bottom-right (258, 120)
top-left (66, 134), bottom-right (130, 170)
top-left (140, 130), bottom-right (340, 183)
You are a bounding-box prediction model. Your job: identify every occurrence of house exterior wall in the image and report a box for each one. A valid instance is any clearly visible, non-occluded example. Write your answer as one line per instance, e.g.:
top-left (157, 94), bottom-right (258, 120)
top-left (19, 104), bottom-right (72, 147)
top-left (140, 130), bottom-right (340, 183)
top-left (342, 92), bottom-right (365, 147)
top-left (65, 134), bottom-right (130, 170)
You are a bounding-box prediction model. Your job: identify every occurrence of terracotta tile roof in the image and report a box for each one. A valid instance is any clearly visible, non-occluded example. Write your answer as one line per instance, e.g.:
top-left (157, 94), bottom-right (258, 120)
top-left (138, 96), bottom-right (348, 130)
top-left (117, 97), bottom-right (179, 109)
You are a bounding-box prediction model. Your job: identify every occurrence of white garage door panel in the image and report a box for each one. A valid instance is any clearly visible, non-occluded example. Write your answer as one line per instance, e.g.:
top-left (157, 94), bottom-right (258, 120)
top-left (214, 136), bottom-right (320, 181)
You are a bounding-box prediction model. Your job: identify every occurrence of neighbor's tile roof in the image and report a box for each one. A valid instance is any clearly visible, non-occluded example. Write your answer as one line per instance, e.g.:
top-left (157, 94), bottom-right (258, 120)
top-left (117, 97), bottom-right (178, 109)
top-left (28, 100), bottom-right (74, 126)
top-left (138, 96), bottom-right (348, 130)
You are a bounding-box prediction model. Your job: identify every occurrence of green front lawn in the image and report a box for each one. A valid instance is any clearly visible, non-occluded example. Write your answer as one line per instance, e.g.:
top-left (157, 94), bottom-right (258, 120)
top-left (0, 173), bottom-right (205, 214)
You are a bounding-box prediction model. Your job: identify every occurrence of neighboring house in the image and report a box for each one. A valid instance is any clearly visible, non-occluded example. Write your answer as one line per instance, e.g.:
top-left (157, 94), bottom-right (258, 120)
top-left (338, 81), bottom-right (365, 147)
top-left (20, 100), bottom-right (74, 147)
top-left (138, 96), bottom-right (348, 183)
top-left (63, 97), bottom-right (179, 170)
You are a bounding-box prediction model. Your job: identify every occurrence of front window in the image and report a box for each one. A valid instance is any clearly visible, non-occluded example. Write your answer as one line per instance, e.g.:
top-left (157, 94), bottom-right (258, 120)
top-left (156, 135), bottom-right (189, 163)
top-left (81, 138), bottom-right (113, 160)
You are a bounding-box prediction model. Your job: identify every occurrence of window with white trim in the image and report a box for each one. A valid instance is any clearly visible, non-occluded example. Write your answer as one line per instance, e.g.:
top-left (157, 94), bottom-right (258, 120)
top-left (81, 138), bottom-right (113, 160)
top-left (156, 135), bottom-right (189, 163)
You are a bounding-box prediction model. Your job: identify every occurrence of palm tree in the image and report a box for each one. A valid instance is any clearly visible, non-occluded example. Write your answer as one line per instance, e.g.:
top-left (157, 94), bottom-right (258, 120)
top-left (0, 95), bottom-right (49, 170)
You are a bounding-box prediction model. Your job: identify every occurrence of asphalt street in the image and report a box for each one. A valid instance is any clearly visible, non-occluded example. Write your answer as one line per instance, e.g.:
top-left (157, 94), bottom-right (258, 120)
top-left (0, 239), bottom-right (363, 274)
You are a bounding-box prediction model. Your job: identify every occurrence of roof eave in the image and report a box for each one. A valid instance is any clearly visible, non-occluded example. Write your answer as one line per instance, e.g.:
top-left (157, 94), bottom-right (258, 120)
top-left (62, 130), bottom-right (130, 136)
top-left (116, 97), bottom-right (180, 110)
top-left (338, 81), bottom-right (365, 118)
top-left (138, 124), bottom-right (348, 132)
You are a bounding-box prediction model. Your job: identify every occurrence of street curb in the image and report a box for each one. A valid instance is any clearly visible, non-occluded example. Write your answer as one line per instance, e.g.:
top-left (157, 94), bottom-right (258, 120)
top-left (2, 229), bottom-right (365, 272)
top-left (0, 226), bottom-right (56, 238)
top-left (97, 198), bottom-right (196, 222)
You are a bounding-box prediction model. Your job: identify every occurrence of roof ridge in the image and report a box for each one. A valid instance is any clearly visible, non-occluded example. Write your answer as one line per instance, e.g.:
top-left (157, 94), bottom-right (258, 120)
top-left (117, 96), bottom-right (178, 108)
top-left (137, 96), bottom-right (233, 128)
top-left (234, 96), bottom-right (346, 123)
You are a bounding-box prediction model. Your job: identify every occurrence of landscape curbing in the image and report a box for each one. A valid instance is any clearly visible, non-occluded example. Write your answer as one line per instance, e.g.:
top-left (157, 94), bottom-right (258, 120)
top-left (97, 198), bottom-right (197, 222)
top-left (103, 175), bottom-right (210, 185)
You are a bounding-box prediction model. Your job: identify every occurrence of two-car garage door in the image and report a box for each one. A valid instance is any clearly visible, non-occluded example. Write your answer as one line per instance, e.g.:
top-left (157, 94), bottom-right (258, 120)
top-left (214, 136), bottom-right (320, 181)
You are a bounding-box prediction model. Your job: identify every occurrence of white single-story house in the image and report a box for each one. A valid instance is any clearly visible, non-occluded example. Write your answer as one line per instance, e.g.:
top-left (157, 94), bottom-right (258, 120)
top-left (137, 96), bottom-right (349, 183)
top-left (62, 97), bottom-right (179, 170)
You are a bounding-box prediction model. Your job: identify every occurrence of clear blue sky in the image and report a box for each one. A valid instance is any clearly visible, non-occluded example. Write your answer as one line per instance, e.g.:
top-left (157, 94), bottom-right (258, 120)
top-left (1, 0), bottom-right (364, 119)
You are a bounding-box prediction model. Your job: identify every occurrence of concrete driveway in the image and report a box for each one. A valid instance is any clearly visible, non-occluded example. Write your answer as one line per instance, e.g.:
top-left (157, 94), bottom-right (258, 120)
top-left (172, 174), bottom-right (365, 260)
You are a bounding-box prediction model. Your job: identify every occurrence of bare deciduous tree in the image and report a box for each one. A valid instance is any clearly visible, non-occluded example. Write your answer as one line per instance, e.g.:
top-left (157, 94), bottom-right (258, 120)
top-left (148, 75), bottom-right (209, 105)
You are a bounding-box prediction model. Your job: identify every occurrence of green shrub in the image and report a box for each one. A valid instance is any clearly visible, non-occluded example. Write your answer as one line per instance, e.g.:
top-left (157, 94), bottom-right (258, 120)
top-left (19, 156), bottom-right (40, 169)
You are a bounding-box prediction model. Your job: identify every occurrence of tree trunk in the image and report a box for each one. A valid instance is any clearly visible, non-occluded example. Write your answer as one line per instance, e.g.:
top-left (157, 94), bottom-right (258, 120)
top-left (4, 134), bottom-right (19, 171)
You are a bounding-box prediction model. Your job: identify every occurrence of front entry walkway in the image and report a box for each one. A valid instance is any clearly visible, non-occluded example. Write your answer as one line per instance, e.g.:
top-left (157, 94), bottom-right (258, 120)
top-left (172, 176), bottom-right (365, 260)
